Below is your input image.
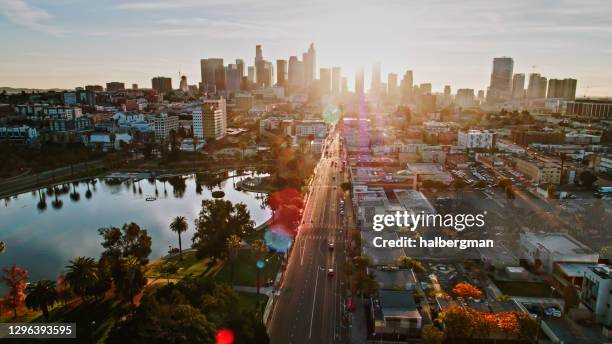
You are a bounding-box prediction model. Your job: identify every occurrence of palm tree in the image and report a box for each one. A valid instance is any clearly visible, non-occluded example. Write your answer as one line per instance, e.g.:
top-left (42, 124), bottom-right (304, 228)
top-left (25, 280), bottom-right (58, 321)
top-left (117, 256), bottom-right (146, 307)
top-left (64, 257), bottom-right (98, 301)
top-left (169, 216), bottom-right (188, 260)
top-left (226, 235), bottom-right (241, 287)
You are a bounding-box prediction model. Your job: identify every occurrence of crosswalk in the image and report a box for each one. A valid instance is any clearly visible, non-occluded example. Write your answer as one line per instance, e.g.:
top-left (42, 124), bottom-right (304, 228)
top-left (298, 234), bottom-right (344, 240)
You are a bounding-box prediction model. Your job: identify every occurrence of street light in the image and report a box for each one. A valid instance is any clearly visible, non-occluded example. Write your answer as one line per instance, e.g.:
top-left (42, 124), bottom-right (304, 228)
top-left (256, 259), bottom-right (265, 295)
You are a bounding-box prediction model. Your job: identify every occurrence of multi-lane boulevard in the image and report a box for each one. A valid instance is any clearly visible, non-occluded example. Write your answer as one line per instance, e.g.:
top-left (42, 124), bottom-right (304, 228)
top-left (268, 128), bottom-right (348, 344)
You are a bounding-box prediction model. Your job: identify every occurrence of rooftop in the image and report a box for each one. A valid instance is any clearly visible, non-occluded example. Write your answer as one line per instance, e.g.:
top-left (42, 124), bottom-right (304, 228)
top-left (521, 232), bottom-right (595, 255)
top-left (372, 290), bottom-right (421, 321)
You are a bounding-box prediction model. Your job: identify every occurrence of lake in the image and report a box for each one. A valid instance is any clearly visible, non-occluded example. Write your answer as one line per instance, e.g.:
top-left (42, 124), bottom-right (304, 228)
top-left (0, 171), bottom-right (271, 288)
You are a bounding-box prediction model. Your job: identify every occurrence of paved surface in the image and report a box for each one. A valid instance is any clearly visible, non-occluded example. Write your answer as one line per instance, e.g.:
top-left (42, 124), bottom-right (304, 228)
top-left (268, 127), bottom-right (348, 343)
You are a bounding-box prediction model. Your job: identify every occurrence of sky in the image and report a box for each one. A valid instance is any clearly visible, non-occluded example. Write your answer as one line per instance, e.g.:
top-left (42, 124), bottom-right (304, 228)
top-left (0, 0), bottom-right (611, 96)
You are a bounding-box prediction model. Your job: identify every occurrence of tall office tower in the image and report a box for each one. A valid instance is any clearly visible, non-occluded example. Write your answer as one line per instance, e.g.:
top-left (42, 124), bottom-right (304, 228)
top-left (477, 90), bottom-right (485, 100)
top-left (302, 43), bottom-right (316, 85)
top-left (179, 75), bottom-right (188, 92)
top-left (194, 98), bottom-right (227, 140)
top-left (456, 89), bottom-right (475, 108)
top-left (255, 45), bottom-right (263, 64)
top-left (355, 67), bottom-right (365, 95)
top-left (443, 85), bottom-right (451, 103)
top-left (106, 82), bottom-right (125, 92)
top-left (152, 77), bottom-right (173, 93)
top-left (527, 73), bottom-right (547, 98)
top-left (419, 83), bottom-right (432, 94)
top-left (387, 73), bottom-right (398, 97)
top-left (256, 61), bottom-right (273, 88)
top-left (288, 56), bottom-right (303, 87)
top-left (255, 45), bottom-right (264, 87)
top-left (276, 59), bottom-right (287, 86)
top-left (225, 64), bottom-right (241, 94)
top-left (235, 59), bottom-right (245, 78)
top-left (512, 73), bottom-right (525, 99)
top-left (371, 63), bottom-right (381, 93)
top-left (488, 57), bottom-right (514, 102)
top-left (319, 68), bottom-right (331, 95)
top-left (341, 77), bottom-right (348, 94)
top-left (547, 78), bottom-right (577, 100)
top-left (200, 58), bottom-right (225, 93)
top-left (400, 70), bottom-right (413, 103)
top-left (247, 66), bottom-right (255, 83)
top-left (331, 67), bottom-right (341, 95)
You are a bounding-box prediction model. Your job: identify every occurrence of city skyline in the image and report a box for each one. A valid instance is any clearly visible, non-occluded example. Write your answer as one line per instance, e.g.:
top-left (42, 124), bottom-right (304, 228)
top-left (1, 0), bottom-right (611, 96)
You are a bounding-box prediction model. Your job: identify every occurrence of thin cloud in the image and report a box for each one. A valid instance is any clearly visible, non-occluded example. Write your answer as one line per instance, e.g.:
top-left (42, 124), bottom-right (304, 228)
top-left (0, 0), bottom-right (63, 35)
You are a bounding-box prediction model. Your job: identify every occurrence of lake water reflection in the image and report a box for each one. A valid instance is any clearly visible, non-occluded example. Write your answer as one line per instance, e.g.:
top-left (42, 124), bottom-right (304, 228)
top-left (0, 171), bottom-right (270, 288)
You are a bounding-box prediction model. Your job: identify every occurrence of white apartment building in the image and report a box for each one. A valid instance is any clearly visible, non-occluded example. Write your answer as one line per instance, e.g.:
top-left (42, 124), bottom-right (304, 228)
top-left (295, 120), bottom-right (327, 139)
top-left (194, 98), bottom-right (227, 141)
top-left (457, 129), bottom-right (494, 149)
top-left (0, 126), bottom-right (39, 143)
top-left (581, 265), bottom-right (612, 327)
top-left (151, 113), bottom-right (179, 141)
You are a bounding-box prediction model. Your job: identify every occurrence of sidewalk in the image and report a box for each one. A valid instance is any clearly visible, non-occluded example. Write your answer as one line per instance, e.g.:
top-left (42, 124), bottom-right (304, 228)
top-left (349, 298), bottom-right (368, 344)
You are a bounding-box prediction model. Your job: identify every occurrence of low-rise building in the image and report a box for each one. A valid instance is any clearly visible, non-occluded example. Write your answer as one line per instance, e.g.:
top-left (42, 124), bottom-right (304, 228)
top-left (150, 113), bottom-right (179, 141)
top-left (514, 157), bottom-right (561, 185)
top-left (581, 265), bottom-right (612, 327)
top-left (457, 129), bottom-right (494, 149)
top-left (295, 120), bottom-right (327, 139)
top-left (0, 125), bottom-right (38, 143)
top-left (370, 290), bottom-right (422, 338)
top-left (519, 232), bottom-right (599, 273)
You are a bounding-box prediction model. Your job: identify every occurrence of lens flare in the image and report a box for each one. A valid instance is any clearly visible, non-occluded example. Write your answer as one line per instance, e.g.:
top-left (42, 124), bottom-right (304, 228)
top-left (216, 328), bottom-right (234, 344)
top-left (322, 104), bottom-right (341, 124)
top-left (264, 228), bottom-right (292, 253)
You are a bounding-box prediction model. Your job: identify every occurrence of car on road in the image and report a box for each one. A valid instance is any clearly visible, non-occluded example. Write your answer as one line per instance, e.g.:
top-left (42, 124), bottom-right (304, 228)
top-left (327, 268), bottom-right (335, 277)
top-left (544, 307), bottom-right (561, 318)
top-left (328, 241), bottom-right (334, 250)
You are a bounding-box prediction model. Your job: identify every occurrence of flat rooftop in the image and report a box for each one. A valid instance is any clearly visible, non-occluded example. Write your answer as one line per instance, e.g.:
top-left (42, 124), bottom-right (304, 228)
top-left (522, 232), bottom-right (594, 255)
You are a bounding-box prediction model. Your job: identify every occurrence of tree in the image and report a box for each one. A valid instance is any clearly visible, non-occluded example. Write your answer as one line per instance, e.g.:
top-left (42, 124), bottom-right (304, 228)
top-left (25, 280), bottom-right (58, 321)
top-left (192, 199), bottom-right (254, 260)
top-left (64, 257), bottom-right (100, 301)
top-left (1, 264), bottom-right (28, 318)
top-left (356, 272), bottom-right (378, 298)
top-left (99, 222), bottom-right (152, 265)
top-left (170, 216), bottom-right (188, 260)
top-left (452, 282), bottom-right (483, 299)
top-left (394, 255), bottom-right (426, 273)
top-left (226, 235), bottom-right (242, 287)
top-left (422, 324), bottom-right (445, 344)
top-left (115, 256), bottom-right (147, 306)
top-left (579, 170), bottom-right (597, 187)
top-left (159, 262), bottom-right (179, 284)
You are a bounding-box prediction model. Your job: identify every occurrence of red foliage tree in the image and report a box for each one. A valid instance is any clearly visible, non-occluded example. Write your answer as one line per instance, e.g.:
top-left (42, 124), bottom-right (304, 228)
top-left (452, 282), bottom-right (483, 299)
top-left (1, 264), bottom-right (28, 318)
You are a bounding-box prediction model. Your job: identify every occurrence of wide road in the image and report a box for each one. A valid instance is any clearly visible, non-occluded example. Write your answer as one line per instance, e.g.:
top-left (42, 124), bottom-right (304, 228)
top-left (268, 127), bottom-right (347, 344)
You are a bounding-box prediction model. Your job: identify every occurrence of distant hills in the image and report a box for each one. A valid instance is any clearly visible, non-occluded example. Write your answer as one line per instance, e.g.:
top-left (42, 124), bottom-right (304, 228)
top-left (0, 87), bottom-right (68, 94)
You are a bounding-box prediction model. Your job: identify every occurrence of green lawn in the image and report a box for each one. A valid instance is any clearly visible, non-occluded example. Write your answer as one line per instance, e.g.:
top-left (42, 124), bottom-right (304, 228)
top-left (146, 251), bottom-right (218, 278)
top-left (494, 280), bottom-right (560, 298)
top-left (214, 249), bottom-right (283, 287)
top-left (237, 292), bottom-right (269, 311)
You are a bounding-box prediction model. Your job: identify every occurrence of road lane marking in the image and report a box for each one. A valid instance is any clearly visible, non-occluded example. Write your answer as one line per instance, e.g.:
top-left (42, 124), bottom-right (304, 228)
top-left (309, 266), bottom-right (321, 339)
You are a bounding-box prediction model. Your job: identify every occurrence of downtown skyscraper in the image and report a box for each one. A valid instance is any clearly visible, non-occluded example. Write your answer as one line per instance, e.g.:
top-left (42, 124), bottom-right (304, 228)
top-left (487, 57), bottom-right (514, 103)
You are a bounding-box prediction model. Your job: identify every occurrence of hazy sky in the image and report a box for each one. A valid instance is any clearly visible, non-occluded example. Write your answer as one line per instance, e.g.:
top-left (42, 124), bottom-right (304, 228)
top-left (1, 0), bottom-right (611, 96)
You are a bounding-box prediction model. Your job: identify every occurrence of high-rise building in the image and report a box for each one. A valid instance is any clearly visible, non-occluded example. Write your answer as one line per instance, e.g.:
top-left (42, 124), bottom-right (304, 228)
top-left (288, 56), bottom-right (303, 87)
top-left (488, 57), bottom-right (514, 102)
top-left (85, 85), bottom-right (103, 92)
top-left (527, 73), bottom-right (547, 98)
top-left (106, 82), bottom-right (125, 92)
top-left (512, 73), bottom-right (525, 99)
top-left (456, 89), bottom-right (475, 108)
top-left (152, 77), bottom-right (172, 93)
top-left (547, 78), bottom-right (577, 100)
top-left (247, 66), bottom-right (255, 83)
top-left (194, 98), bottom-right (227, 140)
top-left (371, 63), bottom-right (381, 93)
top-left (443, 85), bottom-right (451, 104)
top-left (400, 70), bottom-right (413, 104)
top-left (179, 75), bottom-right (188, 92)
top-left (235, 59), bottom-right (245, 78)
top-left (331, 67), bottom-right (341, 95)
top-left (419, 83), bottom-right (432, 95)
top-left (319, 68), bottom-right (331, 95)
top-left (387, 73), bottom-right (398, 97)
top-left (200, 58), bottom-right (225, 93)
top-left (355, 67), bottom-right (364, 95)
top-left (225, 64), bottom-right (241, 94)
top-left (302, 43), bottom-right (316, 85)
top-left (276, 59), bottom-right (287, 86)
top-left (255, 45), bottom-right (263, 64)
